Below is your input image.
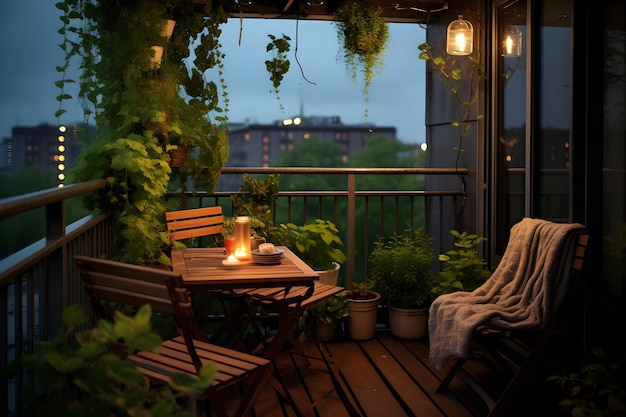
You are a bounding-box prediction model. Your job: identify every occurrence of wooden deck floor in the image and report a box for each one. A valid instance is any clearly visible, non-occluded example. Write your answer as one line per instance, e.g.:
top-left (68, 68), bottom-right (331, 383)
top-left (221, 329), bottom-right (564, 417)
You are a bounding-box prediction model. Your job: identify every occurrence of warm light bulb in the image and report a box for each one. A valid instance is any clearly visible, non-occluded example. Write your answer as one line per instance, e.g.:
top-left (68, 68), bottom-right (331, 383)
top-left (502, 26), bottom-right (522, 57)
top-left (455, 33), bottom-right (467, 53)
top-left (447, 15), bottom-right (473, 56)
top-left (505, 36), bottom-right (513, 55)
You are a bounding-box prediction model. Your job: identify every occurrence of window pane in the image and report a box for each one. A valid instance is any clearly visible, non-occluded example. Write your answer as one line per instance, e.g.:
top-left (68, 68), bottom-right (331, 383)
top-left (536, 0), bottom-right (572, 221)
top-left (496, 0), bottom-right (527, 253)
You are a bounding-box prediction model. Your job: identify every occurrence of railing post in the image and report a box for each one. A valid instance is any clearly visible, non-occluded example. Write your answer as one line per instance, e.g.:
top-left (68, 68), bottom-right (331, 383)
top-left (347, 173), bottom-right (356, 288)
top-left (45, 200), bottom-right (65, 341)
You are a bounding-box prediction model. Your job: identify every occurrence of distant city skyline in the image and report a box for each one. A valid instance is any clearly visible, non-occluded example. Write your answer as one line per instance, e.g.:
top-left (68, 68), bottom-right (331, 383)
top-left (0, 1), bottom-right (427, 145)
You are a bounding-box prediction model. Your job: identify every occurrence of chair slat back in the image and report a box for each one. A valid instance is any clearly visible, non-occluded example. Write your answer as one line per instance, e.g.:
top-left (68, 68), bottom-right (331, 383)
top-left (75, 255), bottom-right (194, 320)
top-left (166, 206), bottom-right (224, 242)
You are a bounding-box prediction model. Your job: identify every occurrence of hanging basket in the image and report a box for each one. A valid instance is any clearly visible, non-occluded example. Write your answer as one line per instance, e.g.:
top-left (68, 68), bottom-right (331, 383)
top-left (168, 145), bottom-right (189, 168)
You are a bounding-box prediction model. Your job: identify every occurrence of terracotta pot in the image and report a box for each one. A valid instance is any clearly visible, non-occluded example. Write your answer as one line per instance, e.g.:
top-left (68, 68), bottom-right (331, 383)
top-left (168, 145), bottom-right (189, 168)
top-left (346, 291), bottom-right (380, 341)
top-left (388, 305), bottom-right (428, 340)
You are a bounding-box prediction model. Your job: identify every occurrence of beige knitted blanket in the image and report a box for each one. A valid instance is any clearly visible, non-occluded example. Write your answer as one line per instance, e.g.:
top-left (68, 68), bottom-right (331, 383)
top-left (428, 218), bottom-right (585, 370)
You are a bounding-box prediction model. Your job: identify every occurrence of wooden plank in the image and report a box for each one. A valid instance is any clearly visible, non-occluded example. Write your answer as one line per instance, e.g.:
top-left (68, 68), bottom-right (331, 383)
top-left (380, 335), bottom-right (473, 417)
top-left (326, 339), bottom-right (410, 417)
top-left (361, 336), bottom-right (445, 417)
top-left (274, 348), bottom-right (350, 417)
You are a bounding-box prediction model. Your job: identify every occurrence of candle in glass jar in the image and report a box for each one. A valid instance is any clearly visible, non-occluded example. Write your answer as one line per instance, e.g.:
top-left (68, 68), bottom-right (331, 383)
top-left (234, 216), bottom-right (251, 260)
top-left (224, 237), bottom-right (236, 256)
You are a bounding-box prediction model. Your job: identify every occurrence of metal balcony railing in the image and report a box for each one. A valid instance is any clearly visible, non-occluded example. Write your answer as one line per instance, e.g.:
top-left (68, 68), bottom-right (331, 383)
top-left (0, 167), bottom-right (466, 416)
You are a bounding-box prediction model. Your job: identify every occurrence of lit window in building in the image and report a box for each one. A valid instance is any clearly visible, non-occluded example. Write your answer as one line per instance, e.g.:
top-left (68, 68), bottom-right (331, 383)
top-left (245, 133), bottom-right (250, 141)
top-left (263, 136), bottom-right (269, 143)
top-left (304, 133), bottom-right (310, 139)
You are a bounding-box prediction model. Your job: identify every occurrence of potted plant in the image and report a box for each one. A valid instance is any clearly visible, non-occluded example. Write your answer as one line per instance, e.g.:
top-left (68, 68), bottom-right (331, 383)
top-left (345, 279), bottom-right (380, 340)
top-left (431, 229), bottom-right (491, 299)
top-left (333, 2), bottom-right (389, 121)
top-left (8, 304), bottom-right (215, 416)
top-left (268, 219), bottom-right (347, 285)
top-left (231, 173), bottom-right (280, 240)
top-left (297, 292), bottom-right (349, 342)
top-left (57, 0), bottom-right (230, 266)
top-left (369, 226), bottom-right (434, 340)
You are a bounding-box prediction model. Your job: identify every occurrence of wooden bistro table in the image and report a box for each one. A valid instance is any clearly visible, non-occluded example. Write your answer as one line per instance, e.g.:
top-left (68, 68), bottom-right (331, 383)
top-left (172, 246), bottom-right (355, 417)
top-left (171, 246), bottom-right (320, 360)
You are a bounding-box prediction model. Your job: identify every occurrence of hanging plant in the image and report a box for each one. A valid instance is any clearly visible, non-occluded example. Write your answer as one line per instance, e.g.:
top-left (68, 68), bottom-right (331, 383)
top-left (333, 3), bottom-right (389, 120)
top-left (265, 34), bottom-right (291, 112)
top-left (56, 0), bottom-right (230, 266)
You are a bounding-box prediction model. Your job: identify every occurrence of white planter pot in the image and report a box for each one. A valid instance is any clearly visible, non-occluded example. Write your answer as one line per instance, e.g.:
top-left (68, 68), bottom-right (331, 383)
top-left (346, 291), bottom-right (380, 341)
top-left (315, 262), bottom-right (340, 285)
top-left (388, 305), bottom-right (428, 340)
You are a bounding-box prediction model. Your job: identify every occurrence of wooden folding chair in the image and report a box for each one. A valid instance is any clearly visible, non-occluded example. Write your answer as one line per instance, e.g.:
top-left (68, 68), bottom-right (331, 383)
top-left (166, 206), bottom-right (248, 345)
top-left (433, 222), bottom-right (588, 417)
top-left (166, 206), bottom-right (224, 247)
top-left (75, 255), bottom-right (272, 417)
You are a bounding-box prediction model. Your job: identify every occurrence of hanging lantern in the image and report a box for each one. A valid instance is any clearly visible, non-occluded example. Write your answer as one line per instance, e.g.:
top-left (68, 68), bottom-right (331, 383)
top-left (502, 26), bottom-right (522, 57)
top-left (446, 15), bottom-right (473, 56)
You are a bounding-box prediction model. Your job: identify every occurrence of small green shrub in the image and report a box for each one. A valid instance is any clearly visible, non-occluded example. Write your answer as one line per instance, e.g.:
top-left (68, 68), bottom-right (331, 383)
top-left (548, 347), bottom-right (626, 417)
top-left (431, 229), bottom-right (491, 297)
top-left (369, 226), bottom-right (434, 308)
top-left (297, 293), bottom-right (349, 342)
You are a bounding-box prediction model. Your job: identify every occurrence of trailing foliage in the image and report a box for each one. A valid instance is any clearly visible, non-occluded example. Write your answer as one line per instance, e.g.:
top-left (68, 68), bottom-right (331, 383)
top-left (57, 0), bottom-right (229, 265)
top-left (265, 34), bottom-right (291, 112)
top-left (334, 3), bottom-right (389, 120)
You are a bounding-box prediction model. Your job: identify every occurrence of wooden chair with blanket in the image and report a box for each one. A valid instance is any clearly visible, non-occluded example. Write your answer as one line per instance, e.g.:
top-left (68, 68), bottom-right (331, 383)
top-left (429, 218), bottom-right (588, 417)
top-left (75, 255), bottom-right (272, 417)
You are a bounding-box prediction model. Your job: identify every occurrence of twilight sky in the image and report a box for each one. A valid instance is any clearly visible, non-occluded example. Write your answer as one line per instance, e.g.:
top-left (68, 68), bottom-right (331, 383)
top-left (0, 0), bottom-right (427, 144)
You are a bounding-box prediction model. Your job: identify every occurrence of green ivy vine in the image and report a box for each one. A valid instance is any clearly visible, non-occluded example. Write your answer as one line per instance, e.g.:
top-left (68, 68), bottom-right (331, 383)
top-left (265, 34), bottom-right (291, 112)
